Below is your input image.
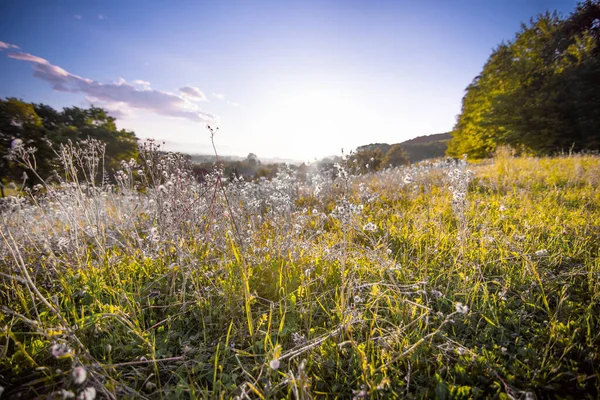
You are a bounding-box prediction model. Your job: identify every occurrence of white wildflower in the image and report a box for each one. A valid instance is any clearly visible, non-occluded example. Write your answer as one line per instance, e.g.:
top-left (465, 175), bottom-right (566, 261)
top-left (61, 389), bottom-right (75, 399)
top-left (269, 358), bottom-right (280, 370)
top-left (79, 386), bottom-right (96, 400)
top-left (455, 302), bottom-right (469, 314)
top-left (51, 343), bottom-right (71, 358)
top-left (11, 138), bottom-right (24, 149)
top-left (72, 366), bottom-right (87, 385)
top-left (362, 222), bottom-right (377, 232)
top-left (534, 249), bottom-right (549, 257)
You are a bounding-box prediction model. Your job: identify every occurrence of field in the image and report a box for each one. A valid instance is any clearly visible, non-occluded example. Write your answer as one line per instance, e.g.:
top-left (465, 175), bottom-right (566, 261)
top-left (1, 142), bottom-right (599, 399)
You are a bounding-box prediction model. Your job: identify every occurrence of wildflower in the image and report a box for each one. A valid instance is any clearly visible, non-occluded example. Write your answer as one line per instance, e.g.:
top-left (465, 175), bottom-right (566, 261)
top-left (72, 366), bottom-right (87, 385)
top-left (456, 347), bottom-right (466, 356)
top-left (501, 347), bottom-right (507, 354)
top-left (499, 204), bottom-right (507, 212)
top-left (158, 185), bottom-right (167, 193)
top-left (354, 295), bottom-right (363, 303)
top-left (362, 222), bottom-right (377, 232)
top-left (79, 386), bottom-right (96, 400)
top-left (61, 389), bottom-right (75, 399)
top-left (292, 332), bottom-right (306, 346)
top-left (431, 290), bottom-right (443, 298)
top-left (524, 392), bottom-right (535, 400)
top-left (269, 358), bottom-right (280, 370)
top-left (11, 138), bottom-right (23, 149)
top-left (534, 249), bottom-right (549, 257)
top-left (403, 174), bottom-right (414, 184)
top-left (51, 343), bottom-right (72, 358)
top-left (455, 302), bottom-right (469, 314)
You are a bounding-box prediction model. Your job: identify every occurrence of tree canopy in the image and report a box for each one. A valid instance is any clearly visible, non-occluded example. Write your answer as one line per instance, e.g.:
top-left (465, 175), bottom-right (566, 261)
top-left (448, 1), bottom-right (600, 158)
top-left (1, 98), bottom-right (138, 190)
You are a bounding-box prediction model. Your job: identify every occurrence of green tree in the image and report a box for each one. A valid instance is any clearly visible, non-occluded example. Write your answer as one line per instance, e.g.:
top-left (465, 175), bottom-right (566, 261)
top-left (0, 98), bottom-right (54, 190)
top-left (1, 100), bottom-right (138, 194)
top-left (37, 105), bottom-right (139, 172)
top-left (382, 143), bottom-right (410, 167)
top-left (448, 1), bottom-right (600, 158)
top-left (349, 148), bottom-right (385, 174)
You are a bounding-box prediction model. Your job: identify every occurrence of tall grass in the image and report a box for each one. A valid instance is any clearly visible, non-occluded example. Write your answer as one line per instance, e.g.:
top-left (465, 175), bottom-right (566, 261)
top-left (1, 136), bottom-right (599, 399)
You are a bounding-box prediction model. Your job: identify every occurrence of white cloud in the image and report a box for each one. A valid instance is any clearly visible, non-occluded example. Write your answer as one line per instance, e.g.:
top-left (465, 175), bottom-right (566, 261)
top-left (227, 101), bottom-right (240, 107)
top-left (133, 79), bottom-right (151, 87)
top-left (0, 41), bottom-right (19, 50)
top-left (5, 50), bottom-right (217, 123)
top-left (180, 86), bottom-right (207, 100)
top-left (212, 92), bottom-right (225, 100)
top-left (98, 14), bottom-right (106, 20)
top-left (74, 14), bottom-right (82, 20)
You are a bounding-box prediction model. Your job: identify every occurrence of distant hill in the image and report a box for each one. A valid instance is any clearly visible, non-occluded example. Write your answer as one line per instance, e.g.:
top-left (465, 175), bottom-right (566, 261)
top-left (399, 132), bottom-right (451, 162)
top-left (356, 132), bottom-right (451, 163)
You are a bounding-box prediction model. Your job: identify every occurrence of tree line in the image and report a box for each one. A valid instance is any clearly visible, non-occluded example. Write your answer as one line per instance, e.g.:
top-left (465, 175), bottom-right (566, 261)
top-left (447, 0), bottom-right (600, 158)
top-left (1, 98), bottom-right (138, 194)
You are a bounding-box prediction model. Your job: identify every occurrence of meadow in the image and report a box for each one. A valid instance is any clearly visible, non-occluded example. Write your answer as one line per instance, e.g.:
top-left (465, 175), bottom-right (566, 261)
top-left (1, 139), bottom-right (599, 399)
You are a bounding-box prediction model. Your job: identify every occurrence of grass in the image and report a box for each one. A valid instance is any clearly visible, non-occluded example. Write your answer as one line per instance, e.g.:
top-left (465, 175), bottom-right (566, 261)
top-left (1, 140), bottom-right (599, 399)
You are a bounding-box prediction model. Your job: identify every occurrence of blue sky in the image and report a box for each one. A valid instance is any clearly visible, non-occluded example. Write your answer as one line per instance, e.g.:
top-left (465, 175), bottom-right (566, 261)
top-left (0, 0), bottom-right (580, 160)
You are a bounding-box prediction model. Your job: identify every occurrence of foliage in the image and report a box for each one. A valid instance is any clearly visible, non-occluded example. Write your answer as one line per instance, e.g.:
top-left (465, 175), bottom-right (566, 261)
top-left (382, 143), bottom-right (410, 167)
top-left (448, 1), bottom-right (600, 158)
top-left (1, 136), bottom-right (600, 398)
top-left (0, 98), bottom-right (138, 190)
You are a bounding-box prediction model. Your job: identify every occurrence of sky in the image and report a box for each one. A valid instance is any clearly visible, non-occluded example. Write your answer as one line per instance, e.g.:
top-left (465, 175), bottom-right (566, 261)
top-left (0, 0), bottom-right (581, 161)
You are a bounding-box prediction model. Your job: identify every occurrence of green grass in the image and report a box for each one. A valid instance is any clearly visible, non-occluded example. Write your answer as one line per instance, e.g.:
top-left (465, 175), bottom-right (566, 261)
top-left (1, 153), bottom-right (599, 399)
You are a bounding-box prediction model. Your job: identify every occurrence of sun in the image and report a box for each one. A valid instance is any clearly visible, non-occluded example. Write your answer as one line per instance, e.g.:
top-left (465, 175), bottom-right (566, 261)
top-left (256, 87), bottom-right (367, 160)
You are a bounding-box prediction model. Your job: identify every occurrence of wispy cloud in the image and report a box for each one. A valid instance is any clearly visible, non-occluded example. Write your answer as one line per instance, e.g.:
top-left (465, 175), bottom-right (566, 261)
top-left (4, 48), bottom-right (217, 123)
top-left (98, 14), bottom-right (106, 20)
top-left (212, 92), bottom-right (225, 100)
top-left (180, 86), bottom-right (207, 100)
top-left (133, 79), bottom-right (151, 88)
top-left (227, 100), bottom-right (240, 107)
top-left (74, 14), bottom-right (82, 20)
top-left (0, 41), bottom-right (19, 50)
top-left (8, 52), bottom-right (51, 64)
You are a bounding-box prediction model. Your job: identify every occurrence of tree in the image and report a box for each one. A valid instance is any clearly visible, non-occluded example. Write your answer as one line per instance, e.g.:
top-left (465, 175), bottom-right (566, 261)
top-left (448, 1), bottom-right (600, 158)
top-left (348, 148), bottom-right (385, 174)
top-left (382, 144), bottom-right (410, 167)
top-left (38, 105), bottom-right (138, 172)
top-left (0, 98), bottom-right (54, 188)
top-left (0, 99), bottom-right (138, 193)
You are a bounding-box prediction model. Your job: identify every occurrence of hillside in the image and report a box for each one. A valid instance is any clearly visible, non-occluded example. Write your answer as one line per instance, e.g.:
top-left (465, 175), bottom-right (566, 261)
top-left (356, 132), bottom-right (451, 163)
